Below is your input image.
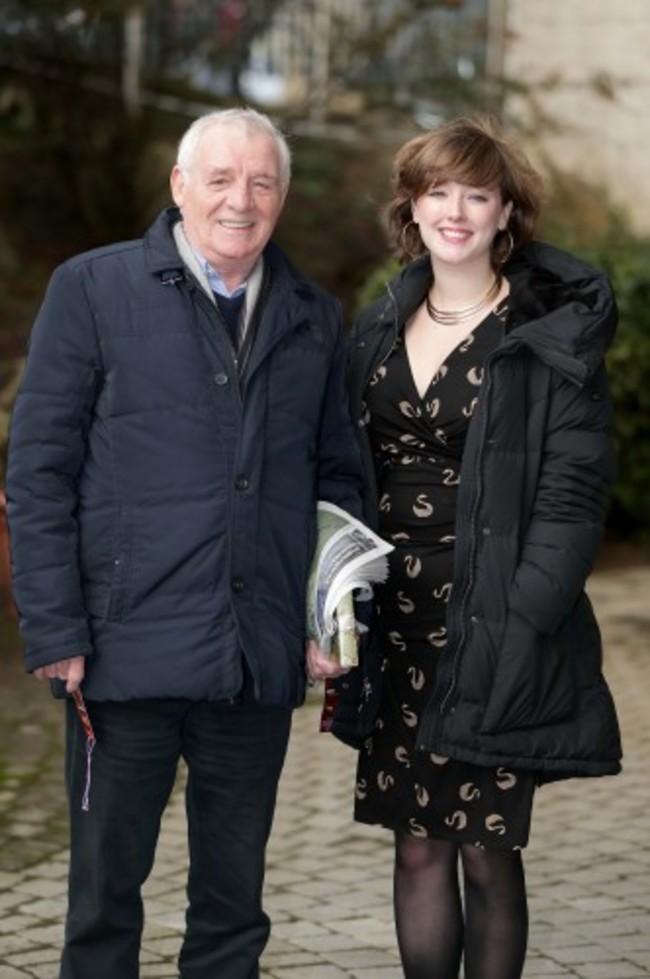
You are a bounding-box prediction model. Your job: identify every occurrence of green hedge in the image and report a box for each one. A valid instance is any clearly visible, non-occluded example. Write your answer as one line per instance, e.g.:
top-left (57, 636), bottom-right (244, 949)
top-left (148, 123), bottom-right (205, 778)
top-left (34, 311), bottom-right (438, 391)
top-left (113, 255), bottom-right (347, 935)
top-left (592, 243), bottom-right (650, 535)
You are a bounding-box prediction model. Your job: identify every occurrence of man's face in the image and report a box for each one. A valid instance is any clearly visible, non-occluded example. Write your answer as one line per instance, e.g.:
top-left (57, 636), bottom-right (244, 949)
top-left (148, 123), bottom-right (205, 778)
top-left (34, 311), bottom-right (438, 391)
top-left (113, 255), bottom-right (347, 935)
top-left (170, 123), bottom-right (287, 281)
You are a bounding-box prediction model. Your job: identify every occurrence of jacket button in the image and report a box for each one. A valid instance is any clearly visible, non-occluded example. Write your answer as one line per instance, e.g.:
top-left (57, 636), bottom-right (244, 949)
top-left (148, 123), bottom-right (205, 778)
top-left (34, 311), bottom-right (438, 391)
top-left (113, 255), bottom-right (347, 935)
top-left (482, 526), bottom-right (491, 536)
top-left (231, 577), bottom-right (244, 593)
top-left (235, 475), bottom-right (249, 491)
top-left (214, 372), bottom-right (228, 386)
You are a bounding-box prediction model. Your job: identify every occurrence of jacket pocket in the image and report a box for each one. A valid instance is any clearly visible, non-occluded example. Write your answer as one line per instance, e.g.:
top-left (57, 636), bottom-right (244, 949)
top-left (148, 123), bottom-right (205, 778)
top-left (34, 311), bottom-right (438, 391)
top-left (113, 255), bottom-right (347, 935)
top-left (103, 546), bottom-right (133, 622)
top-left (81, 506), bottom-right (135, 622)
top-left (480, 609), bottom-right (577, 734)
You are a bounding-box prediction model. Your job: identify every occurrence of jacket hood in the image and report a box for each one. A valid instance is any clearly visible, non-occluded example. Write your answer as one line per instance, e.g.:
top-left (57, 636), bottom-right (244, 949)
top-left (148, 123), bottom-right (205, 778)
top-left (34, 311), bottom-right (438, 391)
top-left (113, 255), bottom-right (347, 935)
top-left (361, 241), bottom-right (617, 387)
top-left (503, 241), bottom-right (618, 385)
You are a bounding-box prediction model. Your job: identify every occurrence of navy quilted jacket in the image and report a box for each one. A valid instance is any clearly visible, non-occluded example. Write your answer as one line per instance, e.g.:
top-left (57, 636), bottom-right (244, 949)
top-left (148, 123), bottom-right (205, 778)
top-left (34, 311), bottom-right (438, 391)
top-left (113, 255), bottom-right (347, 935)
top-left (6, 208), bottom-right (364, 706)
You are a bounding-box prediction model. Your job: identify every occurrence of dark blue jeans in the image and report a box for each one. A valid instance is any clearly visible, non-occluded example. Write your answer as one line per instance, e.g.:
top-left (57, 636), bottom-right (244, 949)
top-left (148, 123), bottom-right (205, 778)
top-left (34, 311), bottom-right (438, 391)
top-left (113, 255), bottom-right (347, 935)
top-left (60, 697), bottom-right (292, 979)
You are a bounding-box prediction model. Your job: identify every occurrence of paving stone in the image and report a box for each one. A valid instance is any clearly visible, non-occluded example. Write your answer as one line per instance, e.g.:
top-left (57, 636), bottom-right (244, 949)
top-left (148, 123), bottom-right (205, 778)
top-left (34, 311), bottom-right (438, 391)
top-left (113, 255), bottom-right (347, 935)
top-left (266, 966), bottom-right (350, 979)
top-left (12, 878), bottom-right (66, 899)
top-left (574, 964), bottom-right (648, 978)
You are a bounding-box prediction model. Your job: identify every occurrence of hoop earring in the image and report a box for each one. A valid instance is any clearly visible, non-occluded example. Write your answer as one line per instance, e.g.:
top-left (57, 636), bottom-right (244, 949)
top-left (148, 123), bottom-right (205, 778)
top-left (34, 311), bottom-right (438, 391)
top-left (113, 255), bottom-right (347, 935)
top-left (400, 220), bottom-right (420, 259)
top-left (498, 227), bottom-right (514, 265)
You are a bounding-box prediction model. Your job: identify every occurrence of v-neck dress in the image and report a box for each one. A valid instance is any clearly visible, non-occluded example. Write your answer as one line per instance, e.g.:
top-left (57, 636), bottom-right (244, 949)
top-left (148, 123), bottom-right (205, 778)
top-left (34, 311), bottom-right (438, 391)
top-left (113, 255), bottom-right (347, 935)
top-left (354, 311), bottom-right (536, 849)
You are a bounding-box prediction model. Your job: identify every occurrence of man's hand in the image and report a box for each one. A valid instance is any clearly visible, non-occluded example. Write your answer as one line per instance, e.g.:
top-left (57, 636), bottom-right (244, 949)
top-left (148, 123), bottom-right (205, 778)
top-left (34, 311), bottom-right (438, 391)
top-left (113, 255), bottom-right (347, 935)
top-left (34, 656), bottom-right (86, 693)
top-left (305, 638), bottom-right (350, 683)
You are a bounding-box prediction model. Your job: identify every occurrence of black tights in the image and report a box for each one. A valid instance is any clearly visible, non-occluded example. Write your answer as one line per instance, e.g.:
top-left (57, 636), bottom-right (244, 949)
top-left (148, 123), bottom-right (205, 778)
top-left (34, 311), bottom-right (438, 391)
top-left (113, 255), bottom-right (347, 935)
top-left (393, 834), bottom-right (528, 979)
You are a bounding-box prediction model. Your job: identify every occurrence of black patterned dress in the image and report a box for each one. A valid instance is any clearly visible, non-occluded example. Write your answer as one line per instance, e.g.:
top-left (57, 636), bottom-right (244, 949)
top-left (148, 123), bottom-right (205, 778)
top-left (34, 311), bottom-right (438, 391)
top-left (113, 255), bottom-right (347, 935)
top-left (354, 311), bottom-right (536, 850)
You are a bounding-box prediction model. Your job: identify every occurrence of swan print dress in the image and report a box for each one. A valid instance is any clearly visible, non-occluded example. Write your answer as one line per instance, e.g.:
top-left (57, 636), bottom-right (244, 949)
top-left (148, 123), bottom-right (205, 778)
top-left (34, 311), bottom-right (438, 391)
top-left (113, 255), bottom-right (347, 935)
top-left (354, 311), bottom-right (535, 850)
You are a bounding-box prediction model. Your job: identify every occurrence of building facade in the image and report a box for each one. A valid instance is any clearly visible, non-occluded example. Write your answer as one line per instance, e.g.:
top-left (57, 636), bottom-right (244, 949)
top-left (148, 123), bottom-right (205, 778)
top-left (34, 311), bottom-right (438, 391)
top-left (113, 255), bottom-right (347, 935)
top-left (492, 0), bottom-right (650, 233)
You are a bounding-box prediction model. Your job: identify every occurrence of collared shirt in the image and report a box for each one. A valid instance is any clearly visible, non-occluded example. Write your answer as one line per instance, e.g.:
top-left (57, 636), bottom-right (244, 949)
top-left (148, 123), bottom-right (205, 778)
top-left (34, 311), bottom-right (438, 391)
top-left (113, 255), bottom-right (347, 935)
top-left (189, 248), bottom-right (247, 348)
top-left (196, 252), bottom-right (247, 300)
top-left (174, 223), bottom-right (266, 378)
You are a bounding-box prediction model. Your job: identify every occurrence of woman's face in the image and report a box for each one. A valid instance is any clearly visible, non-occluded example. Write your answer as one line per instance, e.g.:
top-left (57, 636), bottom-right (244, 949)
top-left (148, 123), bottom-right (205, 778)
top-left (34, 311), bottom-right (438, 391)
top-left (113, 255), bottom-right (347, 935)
top-left (411, 180), bottom-right (512, 269)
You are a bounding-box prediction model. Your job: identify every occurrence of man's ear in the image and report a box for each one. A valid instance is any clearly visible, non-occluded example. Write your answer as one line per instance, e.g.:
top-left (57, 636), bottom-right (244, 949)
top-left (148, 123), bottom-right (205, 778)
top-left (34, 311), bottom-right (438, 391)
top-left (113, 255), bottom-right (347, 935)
top-left (170, 165), bottom-right (185, 207)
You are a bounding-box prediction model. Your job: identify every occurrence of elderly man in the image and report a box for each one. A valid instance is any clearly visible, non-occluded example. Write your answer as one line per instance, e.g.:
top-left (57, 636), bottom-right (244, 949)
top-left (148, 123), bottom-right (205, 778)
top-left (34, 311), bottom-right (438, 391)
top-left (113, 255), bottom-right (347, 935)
top-left (6, 108), bottom-right (363, 979)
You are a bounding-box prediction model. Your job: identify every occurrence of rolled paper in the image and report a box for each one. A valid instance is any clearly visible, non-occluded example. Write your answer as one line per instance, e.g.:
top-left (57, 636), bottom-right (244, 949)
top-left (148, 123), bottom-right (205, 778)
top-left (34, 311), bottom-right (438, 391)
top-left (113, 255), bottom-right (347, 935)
top-left (333, 591), bottom-right (358, 667)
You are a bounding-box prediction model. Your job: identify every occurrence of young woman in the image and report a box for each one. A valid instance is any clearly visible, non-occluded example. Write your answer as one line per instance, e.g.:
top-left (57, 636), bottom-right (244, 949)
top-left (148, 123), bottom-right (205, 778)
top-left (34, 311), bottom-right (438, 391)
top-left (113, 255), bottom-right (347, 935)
top-left (333, 115), bottom-right (622, 979)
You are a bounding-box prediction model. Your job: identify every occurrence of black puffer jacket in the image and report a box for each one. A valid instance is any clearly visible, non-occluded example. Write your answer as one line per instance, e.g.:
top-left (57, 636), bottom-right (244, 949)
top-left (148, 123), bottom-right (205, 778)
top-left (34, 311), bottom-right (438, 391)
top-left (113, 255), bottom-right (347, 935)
top-left (334, 242), bottom-right (622, 781)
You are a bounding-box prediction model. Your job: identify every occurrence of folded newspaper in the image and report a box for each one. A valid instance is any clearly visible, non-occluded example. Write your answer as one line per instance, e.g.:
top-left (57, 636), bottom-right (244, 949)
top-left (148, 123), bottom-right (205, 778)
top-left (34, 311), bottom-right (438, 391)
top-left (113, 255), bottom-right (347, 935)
top-left (306, 501), bottom-right (393, 667)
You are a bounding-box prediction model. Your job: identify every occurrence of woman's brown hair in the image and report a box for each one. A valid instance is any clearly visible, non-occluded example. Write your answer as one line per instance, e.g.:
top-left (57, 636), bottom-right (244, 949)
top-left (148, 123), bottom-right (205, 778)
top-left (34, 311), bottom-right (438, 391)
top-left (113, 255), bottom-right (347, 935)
top-left (387, 115), bottom-right (545, 267)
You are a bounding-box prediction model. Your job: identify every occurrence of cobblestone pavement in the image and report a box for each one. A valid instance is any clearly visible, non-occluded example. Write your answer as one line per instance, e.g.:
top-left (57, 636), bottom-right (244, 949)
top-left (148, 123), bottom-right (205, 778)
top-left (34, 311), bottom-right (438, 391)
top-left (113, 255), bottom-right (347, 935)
top-left (0, 562), bottom-right (648, 978)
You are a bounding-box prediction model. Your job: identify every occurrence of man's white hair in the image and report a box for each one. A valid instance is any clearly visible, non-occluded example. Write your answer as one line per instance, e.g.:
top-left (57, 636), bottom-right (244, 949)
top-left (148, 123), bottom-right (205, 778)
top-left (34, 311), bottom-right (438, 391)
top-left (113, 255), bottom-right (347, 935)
top-left (176, 107), bottom-right (291, 191)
